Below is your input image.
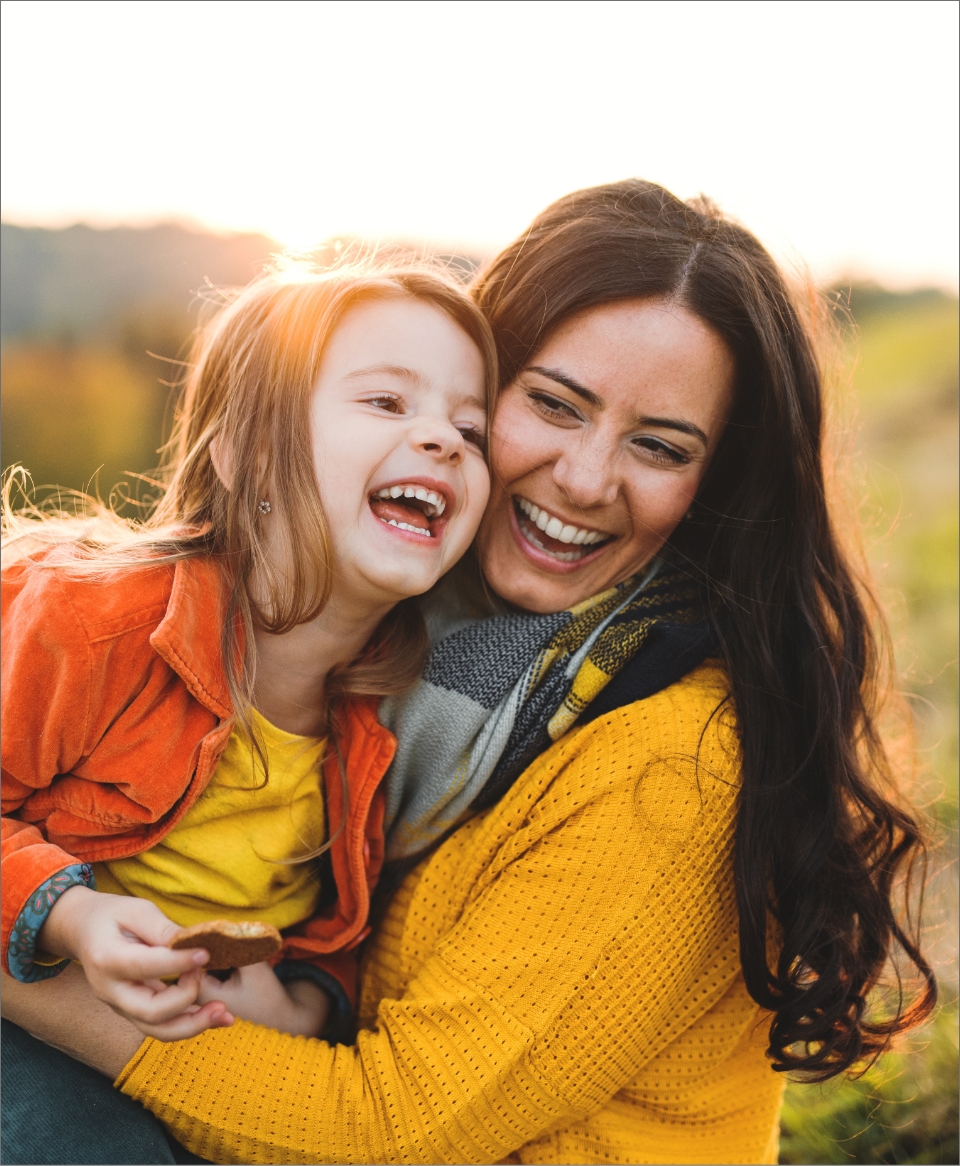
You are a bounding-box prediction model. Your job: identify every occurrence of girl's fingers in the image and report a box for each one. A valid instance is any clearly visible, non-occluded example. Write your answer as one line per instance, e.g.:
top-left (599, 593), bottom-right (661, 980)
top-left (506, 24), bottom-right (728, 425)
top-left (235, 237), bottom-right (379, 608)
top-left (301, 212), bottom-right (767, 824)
top-left (97, 942), bottom-right (209, 982)
top-left (137, 1001), bottom-right (235, 1043)
top-left (109, 972), bottom-right (204, 1025)
top-left (114, 898), bottom-right (190, 949)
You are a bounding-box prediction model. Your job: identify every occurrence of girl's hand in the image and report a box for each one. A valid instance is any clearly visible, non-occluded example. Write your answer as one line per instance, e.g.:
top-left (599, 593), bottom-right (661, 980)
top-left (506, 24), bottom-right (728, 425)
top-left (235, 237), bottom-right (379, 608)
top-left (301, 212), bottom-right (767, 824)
top-left (197, 961), bottom-right (331, 1037)
top-left (36, 885), bottom-right (235, 1041)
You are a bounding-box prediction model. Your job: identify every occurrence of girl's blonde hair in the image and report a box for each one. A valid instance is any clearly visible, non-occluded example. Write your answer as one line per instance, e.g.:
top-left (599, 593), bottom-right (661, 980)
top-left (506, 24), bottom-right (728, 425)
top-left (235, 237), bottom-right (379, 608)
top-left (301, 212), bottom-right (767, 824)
top-left (3, 257), bottom-right (499, 729)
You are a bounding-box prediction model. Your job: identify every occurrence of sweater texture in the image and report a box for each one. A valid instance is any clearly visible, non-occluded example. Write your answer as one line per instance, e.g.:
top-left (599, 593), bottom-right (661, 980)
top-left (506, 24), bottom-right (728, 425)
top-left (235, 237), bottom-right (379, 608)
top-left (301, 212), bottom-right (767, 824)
top-left (117, 662), bottom-right (784, 1164)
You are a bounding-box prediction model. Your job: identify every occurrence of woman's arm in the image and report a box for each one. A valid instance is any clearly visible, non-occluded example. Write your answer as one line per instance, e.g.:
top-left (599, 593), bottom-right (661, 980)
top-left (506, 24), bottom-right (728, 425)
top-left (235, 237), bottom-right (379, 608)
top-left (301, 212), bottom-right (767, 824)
top-left (0, 964), bottom-right (143, 1075)
top-left (114, 671), bottom-right (745, 1165)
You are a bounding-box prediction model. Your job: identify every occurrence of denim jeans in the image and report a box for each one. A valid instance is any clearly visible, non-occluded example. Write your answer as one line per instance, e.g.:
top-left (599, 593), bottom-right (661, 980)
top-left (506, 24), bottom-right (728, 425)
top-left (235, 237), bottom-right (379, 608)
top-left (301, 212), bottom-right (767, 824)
top-left (0, 1019), bottom-right (208, 1165)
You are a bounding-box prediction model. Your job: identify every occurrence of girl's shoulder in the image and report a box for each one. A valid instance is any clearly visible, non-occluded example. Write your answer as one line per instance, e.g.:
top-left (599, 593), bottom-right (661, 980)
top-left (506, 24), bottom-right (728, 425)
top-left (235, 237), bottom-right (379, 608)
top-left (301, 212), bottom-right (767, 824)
top-left (2, 552), bottom-right (173, 632)
top-left (1, 553), bottom-right (224, 651)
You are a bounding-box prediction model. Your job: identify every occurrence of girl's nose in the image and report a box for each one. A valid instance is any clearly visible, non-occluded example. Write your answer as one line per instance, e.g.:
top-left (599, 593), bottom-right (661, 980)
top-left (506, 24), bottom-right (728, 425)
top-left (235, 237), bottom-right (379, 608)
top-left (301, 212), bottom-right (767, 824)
top-left (410, 416), bottom-right (465, 465)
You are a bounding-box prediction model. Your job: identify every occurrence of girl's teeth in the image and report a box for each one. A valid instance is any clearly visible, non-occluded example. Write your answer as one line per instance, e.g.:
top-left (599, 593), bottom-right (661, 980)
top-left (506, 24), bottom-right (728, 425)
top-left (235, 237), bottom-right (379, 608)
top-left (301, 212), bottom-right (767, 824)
top-left (374, 485), bottom-right (446, 517)
top-left (515, 496), bottom-right (609, 550)
top-left (382, 518), bottom-right (432, 537)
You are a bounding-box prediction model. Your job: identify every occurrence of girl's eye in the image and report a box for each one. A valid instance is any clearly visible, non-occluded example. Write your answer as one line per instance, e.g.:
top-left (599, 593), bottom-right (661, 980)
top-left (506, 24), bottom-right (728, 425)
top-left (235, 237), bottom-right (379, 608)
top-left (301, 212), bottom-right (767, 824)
top-left (633, 436), bottom-right (690, 466)
top-left (368, 395), bottom-right (402, 413)
top-left (528, 390), bottom-right (581, 421)
top-left (457, 425), bottom-right (487, 452)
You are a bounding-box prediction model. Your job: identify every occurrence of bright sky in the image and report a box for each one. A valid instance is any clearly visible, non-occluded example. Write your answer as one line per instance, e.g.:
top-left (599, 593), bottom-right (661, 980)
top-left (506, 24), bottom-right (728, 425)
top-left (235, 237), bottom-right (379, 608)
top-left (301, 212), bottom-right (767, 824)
top-left (2, 0), bottom-right (957, 289)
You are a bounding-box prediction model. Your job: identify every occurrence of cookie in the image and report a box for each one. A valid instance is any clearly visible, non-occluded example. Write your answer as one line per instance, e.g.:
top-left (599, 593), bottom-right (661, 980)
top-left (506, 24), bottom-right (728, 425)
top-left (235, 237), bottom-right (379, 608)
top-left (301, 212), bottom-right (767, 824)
top-left (168, 919), bottom-right (283, 970)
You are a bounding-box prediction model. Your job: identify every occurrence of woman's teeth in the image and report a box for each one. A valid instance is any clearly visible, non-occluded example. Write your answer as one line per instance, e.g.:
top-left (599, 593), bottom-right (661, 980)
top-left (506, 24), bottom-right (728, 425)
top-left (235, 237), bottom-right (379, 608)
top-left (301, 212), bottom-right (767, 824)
top-left (373, 485), bottom-right (445, 517)
top-left (515, 497), bottom-right (610, 547)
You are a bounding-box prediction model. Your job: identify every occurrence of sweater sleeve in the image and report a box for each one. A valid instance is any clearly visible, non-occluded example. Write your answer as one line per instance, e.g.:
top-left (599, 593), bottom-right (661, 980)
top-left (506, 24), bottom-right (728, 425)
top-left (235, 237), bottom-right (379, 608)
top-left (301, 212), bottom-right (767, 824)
top-left (118, 680), bottom-right (744, 1165)
top-left (2, 565), bottom-right (94, 978)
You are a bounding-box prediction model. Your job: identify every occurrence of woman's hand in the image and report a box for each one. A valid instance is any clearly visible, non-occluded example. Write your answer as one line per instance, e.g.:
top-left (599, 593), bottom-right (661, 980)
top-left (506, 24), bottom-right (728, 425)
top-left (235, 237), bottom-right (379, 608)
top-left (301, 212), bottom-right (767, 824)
top-left (37, 885), bottom-right (235, 1040)
top-left (197, 962), bottom-right (331, 1037)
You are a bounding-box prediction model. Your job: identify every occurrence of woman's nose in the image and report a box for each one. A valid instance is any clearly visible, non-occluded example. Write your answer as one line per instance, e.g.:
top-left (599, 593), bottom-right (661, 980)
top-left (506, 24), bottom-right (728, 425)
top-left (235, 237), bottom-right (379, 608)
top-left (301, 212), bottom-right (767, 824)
top-left (409, 416), bottom-right (465, 465)
top-left (552, 433), bottom-right (620, 509)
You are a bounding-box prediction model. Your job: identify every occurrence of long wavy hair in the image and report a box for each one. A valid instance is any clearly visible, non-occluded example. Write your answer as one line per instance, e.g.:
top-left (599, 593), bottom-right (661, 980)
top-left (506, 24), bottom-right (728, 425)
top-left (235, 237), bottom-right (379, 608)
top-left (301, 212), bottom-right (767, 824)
top-left (3, 259), bottom-right (499, 730)
top-left (472, 178), bottom-right (936, 1079)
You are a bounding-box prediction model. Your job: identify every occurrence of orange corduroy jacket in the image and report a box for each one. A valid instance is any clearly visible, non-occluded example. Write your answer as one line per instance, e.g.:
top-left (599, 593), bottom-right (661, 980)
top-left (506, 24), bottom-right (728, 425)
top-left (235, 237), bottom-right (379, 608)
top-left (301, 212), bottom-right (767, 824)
top-left (1, 554), bottom-right (397, 1007)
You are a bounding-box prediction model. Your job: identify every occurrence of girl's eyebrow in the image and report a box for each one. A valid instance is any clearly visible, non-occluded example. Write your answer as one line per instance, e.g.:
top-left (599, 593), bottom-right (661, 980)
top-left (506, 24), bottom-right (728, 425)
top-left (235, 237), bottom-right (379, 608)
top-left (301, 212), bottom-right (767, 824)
top-left (527, 364), bottom-right (708, 446)
top-left (344, 366), bottom-right (485, 413)
top-left (458, 394), bottom-right (487, 413)
top-left (344, 363), bottom-right (422, 382)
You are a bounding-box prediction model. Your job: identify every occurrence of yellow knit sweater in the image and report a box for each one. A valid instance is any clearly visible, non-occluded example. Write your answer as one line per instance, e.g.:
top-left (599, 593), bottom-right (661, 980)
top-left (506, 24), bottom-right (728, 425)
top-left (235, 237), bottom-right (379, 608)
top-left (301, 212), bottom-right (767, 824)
top-left (117, 662), bottom-right (785, 1164)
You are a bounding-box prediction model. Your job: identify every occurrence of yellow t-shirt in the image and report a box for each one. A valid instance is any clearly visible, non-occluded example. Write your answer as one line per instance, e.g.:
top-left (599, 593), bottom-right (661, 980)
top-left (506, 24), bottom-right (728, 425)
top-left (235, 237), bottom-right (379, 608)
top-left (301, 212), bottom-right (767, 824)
top-left (94, 708), bottom-right (326, 930)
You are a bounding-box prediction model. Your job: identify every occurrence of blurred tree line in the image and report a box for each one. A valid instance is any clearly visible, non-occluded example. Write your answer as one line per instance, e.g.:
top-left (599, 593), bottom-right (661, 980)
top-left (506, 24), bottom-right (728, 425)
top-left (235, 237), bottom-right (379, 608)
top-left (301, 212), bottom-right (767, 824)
top-left (1, 221), bottom-right (277, 498)
top-left (1, 222), bottom-right (957, 1164)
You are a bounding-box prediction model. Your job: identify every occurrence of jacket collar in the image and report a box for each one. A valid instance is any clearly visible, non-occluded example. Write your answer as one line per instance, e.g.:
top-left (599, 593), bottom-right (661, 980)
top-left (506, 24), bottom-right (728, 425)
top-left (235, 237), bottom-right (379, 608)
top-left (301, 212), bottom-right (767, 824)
top-left (150, 557), bottom-right (236, 720)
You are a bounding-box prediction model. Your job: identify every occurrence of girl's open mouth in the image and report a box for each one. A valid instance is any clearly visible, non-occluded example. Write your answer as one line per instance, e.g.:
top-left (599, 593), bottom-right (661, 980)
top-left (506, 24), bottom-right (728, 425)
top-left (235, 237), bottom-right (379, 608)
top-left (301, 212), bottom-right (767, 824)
top-left (369, 483), bottom-right (449, 539)
top-left (513, 496), bottom-right (614, 563)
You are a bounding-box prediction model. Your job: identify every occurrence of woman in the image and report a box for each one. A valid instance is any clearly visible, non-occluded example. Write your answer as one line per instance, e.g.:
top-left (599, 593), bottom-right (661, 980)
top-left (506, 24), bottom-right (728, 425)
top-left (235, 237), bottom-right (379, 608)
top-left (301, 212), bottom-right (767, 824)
top-left (2, 179), bottom-right (934, 1166)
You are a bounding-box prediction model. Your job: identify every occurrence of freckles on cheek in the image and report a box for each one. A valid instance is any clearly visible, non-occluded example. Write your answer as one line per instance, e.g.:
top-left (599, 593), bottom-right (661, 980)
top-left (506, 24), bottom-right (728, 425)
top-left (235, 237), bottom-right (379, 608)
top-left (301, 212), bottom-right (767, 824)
top-left (491, 413), bottom-right (549, 483)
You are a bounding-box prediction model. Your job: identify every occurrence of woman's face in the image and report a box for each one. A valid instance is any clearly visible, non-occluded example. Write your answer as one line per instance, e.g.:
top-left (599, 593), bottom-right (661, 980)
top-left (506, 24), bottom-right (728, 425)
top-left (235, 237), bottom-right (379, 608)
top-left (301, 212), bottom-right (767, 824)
top-left (477, 297), bottom-right (735, 613)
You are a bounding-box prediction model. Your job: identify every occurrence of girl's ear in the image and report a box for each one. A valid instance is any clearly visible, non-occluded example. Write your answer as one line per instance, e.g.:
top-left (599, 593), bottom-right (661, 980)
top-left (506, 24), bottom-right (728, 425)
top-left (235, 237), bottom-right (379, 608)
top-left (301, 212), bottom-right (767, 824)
top-left (209, 434), bottom-right (234, 491)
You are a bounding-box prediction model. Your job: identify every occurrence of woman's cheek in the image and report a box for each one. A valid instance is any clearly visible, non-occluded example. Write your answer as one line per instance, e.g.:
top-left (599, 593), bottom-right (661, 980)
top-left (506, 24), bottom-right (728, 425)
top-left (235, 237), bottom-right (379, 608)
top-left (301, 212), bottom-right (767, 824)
top-left (465, 458), bottom-right (492, 531)
top-left (629, 472), bottom-right (694, 541)
top-left (489, 397), bottom-right (543, 483)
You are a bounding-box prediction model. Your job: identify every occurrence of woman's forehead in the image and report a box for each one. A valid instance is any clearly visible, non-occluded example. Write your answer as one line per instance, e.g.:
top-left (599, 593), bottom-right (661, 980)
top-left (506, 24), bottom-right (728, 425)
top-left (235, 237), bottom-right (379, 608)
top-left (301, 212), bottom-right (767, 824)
top-left (521, 298), bottom-right (735, 431)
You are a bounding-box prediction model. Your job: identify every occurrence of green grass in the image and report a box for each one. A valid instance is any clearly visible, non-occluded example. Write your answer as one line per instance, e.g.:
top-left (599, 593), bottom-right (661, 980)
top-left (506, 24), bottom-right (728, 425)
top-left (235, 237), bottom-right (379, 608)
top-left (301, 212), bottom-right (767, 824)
top-left (781, 291), bottom-right (959, 1164)
top-left (780, 999), bottom-right (959, 1165)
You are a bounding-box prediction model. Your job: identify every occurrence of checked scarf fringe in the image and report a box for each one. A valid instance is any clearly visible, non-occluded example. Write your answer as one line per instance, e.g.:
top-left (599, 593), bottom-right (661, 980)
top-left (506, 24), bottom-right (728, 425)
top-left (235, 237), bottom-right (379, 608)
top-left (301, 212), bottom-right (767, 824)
top-left (380, 561), bottom-right (705, 861)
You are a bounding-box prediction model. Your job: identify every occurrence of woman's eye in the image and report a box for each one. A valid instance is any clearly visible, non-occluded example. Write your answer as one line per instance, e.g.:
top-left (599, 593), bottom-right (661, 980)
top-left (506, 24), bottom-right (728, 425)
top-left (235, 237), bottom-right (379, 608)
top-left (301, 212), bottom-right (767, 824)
top-left (368, 395), bottom-right (402, 413)
top-left (457, 425), bottom-right (487, 452)
top-left (633, 437), bottom-right (689, 465)
top-left (528, 390), bottom-right (580, 421)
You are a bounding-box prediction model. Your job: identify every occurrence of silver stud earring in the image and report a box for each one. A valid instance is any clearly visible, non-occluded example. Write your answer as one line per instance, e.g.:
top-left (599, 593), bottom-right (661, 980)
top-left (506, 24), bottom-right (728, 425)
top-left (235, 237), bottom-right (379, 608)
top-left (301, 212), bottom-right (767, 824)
top-left (258, 499), bottom-right (272, 515)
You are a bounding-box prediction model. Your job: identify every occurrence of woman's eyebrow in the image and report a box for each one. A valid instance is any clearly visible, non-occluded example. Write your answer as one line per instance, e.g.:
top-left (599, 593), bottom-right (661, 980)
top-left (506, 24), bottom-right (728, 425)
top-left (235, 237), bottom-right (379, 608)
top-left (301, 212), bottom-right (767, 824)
top-left (527, 365), bottom-right (708, 445)
top-left (637, 415), bottom-right (709, 445)
top-left (526, 365), bottom-right (602, 406)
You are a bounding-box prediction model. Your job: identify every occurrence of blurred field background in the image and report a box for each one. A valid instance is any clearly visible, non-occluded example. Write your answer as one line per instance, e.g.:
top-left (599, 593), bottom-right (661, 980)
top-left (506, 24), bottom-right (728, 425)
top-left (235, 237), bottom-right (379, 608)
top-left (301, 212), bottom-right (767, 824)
top-left (1, 221), bottom-right (957, 1164)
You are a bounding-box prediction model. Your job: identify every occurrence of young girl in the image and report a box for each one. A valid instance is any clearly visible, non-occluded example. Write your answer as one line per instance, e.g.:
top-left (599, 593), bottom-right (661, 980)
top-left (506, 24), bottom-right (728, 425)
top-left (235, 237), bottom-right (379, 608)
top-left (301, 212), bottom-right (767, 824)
top-left (1, 260), bottom-right (497, 1043)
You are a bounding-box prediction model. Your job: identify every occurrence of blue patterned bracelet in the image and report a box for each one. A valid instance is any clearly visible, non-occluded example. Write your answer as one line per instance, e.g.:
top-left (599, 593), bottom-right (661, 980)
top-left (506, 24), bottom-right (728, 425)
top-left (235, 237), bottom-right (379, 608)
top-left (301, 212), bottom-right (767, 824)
top-left (7, 864), bottom-right (96, 983)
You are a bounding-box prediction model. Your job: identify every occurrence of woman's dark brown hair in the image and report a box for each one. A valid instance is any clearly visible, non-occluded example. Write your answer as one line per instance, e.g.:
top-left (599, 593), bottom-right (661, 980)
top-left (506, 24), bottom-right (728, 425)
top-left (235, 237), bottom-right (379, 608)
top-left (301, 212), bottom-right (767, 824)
top-left (472, 178), bottom-right (936, 1080)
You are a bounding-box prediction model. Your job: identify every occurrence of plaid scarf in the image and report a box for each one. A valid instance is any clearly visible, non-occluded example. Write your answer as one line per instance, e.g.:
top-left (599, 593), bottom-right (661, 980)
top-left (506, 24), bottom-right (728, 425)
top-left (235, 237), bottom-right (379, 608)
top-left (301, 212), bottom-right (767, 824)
top-left (380, 561), bottom-right (706, 861)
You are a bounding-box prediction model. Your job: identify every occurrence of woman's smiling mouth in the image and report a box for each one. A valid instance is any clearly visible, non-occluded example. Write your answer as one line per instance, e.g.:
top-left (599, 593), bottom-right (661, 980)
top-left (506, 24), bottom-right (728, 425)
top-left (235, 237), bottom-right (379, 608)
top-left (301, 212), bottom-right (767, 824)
top-left (513, 496), bottom-right (614, 563)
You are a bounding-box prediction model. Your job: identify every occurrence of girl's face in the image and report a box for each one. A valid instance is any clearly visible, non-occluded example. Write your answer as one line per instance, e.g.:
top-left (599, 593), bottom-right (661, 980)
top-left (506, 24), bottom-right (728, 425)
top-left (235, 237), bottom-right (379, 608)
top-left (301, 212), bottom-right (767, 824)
top-left (311, 296), bottom-right (489, 610)
top-left (477, 298), bottom-right (735, 613)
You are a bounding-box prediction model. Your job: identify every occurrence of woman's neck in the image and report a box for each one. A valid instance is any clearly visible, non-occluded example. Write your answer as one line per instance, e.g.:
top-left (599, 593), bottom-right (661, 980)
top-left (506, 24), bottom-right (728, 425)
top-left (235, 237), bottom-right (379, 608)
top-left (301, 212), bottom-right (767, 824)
top-left (250, 591), bottom-right (392, 737)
